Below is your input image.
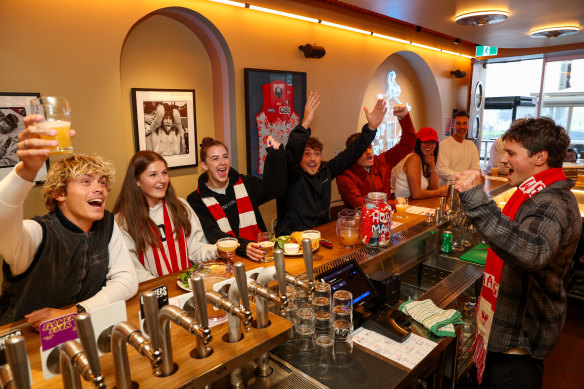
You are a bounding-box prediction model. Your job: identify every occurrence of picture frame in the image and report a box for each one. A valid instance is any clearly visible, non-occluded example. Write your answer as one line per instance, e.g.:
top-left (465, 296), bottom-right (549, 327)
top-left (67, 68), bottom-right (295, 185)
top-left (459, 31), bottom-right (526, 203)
top-left (244, 68), bottom-right (307, 178)
top-left (131, 88), bottom-right (198, 168)
top-left (0, 92), bottom-right (48, 183)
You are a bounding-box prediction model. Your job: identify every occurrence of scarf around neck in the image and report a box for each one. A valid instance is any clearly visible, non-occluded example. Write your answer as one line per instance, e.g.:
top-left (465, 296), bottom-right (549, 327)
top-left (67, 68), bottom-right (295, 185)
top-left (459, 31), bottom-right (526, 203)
top-left (199, 176), bottom-right (261, 241)
top-left (472, 167), bottom-right (566, 383)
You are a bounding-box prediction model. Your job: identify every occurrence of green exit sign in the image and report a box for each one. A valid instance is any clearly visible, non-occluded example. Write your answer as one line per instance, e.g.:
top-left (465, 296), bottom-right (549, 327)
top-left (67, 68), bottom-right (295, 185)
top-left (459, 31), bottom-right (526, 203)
top-left (476, 45), bottom-right (498, 57)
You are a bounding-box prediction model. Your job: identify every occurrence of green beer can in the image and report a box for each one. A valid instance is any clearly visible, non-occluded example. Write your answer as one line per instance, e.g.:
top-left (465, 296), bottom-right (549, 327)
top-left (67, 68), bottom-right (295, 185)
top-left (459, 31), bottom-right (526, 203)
top-left (441, 231), bottom-right (453, 253)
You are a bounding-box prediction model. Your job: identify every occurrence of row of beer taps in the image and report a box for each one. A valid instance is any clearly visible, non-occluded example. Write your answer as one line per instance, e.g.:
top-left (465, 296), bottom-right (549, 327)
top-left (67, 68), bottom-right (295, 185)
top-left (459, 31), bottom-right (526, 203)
top-left (0, 238), bottom-right (317, 389)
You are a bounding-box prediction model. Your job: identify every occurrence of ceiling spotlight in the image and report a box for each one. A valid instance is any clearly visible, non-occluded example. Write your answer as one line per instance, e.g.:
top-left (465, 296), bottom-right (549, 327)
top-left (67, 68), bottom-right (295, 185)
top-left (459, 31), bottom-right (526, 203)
top-left (529, 26), bottom-right (580, 39)
top-left (455, 10), bottom-right (509, 26)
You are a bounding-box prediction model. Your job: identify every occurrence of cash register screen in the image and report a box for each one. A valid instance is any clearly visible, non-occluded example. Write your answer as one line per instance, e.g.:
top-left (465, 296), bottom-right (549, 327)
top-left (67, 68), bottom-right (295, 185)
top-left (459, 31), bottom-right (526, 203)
top-left (318, 259), bottom-right (377, 308)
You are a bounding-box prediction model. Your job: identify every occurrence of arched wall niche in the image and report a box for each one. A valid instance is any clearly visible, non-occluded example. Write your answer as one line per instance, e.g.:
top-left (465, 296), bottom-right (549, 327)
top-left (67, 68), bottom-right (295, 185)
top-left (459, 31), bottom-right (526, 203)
top-left (360, 51), bottom-right (443, 145)
top-left (121, 6), bottom-right (238, 167)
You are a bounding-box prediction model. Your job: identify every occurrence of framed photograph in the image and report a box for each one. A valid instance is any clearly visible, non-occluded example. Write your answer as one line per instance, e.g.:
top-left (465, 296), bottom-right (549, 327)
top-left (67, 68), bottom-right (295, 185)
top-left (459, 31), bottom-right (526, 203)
top-left (244, 68), bottom-right (307, 178)
top-left (0, 92), bottom-right (48, 183)
top-left (131, 88), bottom-right (198, 168)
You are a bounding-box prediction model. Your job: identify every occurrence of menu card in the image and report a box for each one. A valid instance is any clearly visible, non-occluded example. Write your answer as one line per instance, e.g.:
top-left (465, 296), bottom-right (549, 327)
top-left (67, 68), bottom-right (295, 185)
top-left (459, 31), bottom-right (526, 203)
top-left (353, 327), bottom-right (437, 370)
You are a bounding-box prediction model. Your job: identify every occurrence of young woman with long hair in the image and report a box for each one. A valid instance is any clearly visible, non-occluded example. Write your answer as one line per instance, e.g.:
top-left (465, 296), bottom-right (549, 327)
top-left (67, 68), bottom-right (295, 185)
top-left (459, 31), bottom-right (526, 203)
top-left (393, 127), bottom-right (448, 199)
top-left (186, 136), bottom-right (285, 261)
top-left (114, 150), bottom-right (228, 282)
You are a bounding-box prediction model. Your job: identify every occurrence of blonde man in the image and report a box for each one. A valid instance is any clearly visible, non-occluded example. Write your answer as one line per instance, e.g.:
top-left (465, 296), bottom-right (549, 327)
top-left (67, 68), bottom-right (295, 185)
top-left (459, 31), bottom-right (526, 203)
top-left (0, 115), bottom-right (137, 328)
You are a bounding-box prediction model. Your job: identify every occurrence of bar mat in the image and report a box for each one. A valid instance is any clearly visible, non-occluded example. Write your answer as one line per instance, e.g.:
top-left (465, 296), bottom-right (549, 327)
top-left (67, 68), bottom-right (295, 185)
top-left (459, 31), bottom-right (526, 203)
top-left (459, 243), bottom-right (488, 265)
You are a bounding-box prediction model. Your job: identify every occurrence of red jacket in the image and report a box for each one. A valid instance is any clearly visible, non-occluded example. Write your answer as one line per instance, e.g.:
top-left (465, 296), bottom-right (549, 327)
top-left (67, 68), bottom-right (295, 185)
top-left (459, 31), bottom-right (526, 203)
top-left (336, 113), bottom-right (416, 209)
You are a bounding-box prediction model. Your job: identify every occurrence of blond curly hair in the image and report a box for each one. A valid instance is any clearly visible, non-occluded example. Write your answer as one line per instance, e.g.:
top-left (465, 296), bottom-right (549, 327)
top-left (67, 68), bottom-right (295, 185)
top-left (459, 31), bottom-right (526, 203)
top-left (42, 154), bottom-right (116, 212)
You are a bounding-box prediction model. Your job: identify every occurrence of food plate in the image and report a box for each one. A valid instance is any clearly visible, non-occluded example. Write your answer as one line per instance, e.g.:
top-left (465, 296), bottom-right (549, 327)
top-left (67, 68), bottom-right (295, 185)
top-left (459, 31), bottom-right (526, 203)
top-left (283, 247), bottom-right (318, 256)
top-left (177, 279), bottom-right (191, 292)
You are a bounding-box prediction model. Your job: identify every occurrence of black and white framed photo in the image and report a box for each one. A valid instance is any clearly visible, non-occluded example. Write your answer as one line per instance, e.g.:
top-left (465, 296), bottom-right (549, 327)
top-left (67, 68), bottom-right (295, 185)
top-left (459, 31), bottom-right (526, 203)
top-left (244, 68), bottom-right (307, 178)
top-left (131, 88), bottom-right (198, 168)
top-left (0, 92), bottom-right (48, 183)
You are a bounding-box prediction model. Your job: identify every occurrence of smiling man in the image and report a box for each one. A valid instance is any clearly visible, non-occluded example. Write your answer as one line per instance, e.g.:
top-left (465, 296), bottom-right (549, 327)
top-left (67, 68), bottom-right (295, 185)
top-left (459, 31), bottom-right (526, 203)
top-left (454, 117), bottom-right (581, 388)
top-left (337, 105), bottom-right (416, 209)
top-left (0, 115), bottom-right (137, 328)
top-left (274, 92), bottom-right (387, 236)
top-left (437, 111), bottom-right (480, 184)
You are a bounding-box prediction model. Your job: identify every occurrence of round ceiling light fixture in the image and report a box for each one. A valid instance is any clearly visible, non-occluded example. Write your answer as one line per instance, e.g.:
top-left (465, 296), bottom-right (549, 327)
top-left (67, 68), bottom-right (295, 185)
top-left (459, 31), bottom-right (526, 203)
top-left (455, 10), bottom-right (509, 26)
top-left (529, 26), bottom-right (580, 39)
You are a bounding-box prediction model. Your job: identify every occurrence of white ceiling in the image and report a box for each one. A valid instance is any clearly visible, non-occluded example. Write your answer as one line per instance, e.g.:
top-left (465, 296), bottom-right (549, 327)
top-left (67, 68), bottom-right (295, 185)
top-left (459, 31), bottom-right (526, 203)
top-left (340, 0), bottom-right (584, 49)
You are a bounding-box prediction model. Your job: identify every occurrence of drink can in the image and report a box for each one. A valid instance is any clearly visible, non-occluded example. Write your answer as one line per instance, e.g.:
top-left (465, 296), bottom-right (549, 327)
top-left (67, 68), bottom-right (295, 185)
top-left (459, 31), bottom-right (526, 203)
top-left (441, 231), bottom-right (453, 253)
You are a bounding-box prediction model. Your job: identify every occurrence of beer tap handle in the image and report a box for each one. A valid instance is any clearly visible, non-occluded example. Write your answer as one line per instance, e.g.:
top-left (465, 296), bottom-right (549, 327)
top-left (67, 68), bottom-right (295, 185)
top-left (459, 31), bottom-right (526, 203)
top-left (5, 336), bottom-right (30, 389)
top-left (75, 313), bottom-right (103, 384)
top-left (234, 262), bottom-right (250, 310)
top-left (142, 291), bottom-right (162, 351)
top-left (302, 238), bottom-right (314, 283)
top-left (191, 275), bottom-right (210, 328)
top-left (274, 249), bottom-right (287, 296)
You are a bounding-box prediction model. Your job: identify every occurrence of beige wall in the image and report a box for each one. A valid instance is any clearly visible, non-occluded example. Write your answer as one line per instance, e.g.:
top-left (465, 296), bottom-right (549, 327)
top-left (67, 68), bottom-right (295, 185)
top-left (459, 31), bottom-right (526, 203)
top-left (0, 0), bottom-right (472, 220)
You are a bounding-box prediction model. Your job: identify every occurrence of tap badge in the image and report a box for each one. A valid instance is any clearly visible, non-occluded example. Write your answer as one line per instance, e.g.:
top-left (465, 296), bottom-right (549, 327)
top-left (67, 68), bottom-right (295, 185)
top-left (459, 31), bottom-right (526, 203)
top-left (39, 313), bottom-right (79, 351)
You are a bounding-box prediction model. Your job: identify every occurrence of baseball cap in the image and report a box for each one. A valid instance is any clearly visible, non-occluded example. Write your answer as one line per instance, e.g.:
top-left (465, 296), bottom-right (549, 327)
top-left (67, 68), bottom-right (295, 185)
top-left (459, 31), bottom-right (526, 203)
top-left (416, 127), bottom-right (439, 142)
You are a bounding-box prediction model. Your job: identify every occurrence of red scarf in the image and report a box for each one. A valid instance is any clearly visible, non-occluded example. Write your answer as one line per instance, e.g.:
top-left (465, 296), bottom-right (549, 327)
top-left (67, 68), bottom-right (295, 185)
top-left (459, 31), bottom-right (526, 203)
top-left (472, 168), bottom-right (566, 383)
top-left (199, 177), bottom-right (261, 241)
top-left (138, 200), bottom-right (188, 276)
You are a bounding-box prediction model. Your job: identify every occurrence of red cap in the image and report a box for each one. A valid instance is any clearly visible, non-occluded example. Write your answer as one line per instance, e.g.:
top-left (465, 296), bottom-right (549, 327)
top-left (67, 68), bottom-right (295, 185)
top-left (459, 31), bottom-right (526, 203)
top-left (416, 127), bottom-right (439, 142)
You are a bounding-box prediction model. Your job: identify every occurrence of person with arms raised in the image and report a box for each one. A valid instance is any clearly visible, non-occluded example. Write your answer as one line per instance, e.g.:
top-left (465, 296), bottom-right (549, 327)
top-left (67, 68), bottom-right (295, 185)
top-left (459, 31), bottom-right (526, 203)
top-left (275, 92), bottom-right (387, 236)
top-left (0, 115), bottom-right (137, 328)
top-left (337, 104), bottom-right (416, 208)
top-left (187, 135), bottom-right (285, 261)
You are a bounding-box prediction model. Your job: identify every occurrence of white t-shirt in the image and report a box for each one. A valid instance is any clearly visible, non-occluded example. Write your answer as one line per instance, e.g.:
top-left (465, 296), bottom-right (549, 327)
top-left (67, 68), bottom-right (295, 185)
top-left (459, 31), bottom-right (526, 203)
top-left (437, 136), bottom-right (481, 184)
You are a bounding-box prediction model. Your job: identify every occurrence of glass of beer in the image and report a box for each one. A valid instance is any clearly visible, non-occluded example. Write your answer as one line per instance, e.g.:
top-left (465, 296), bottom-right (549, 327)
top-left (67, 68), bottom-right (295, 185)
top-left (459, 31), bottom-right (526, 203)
top-left (192, 262), bottom-right (232, 325)
top-left (578, 169), bottom-right (584, 184)
top-left (257, 232), bottom-right (275, 262)
top-left (302, 230), bottom-right (321, 251)
top-left (30, 96), bottom-right (73, 155)
top-left (491, 163), bottom-right (500, 177)
top-left (216, 236), bottom-right (238, 256)
top-left (395, 197), bottom-right (408, 219)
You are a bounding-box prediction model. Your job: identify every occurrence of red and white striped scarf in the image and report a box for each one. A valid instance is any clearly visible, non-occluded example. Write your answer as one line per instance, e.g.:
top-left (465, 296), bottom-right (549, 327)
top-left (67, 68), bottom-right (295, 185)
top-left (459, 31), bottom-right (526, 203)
top-left (471, 167), bottom-right (566, 384)
top-left (138, 200), bottom-right (189, 276)
top-left (199, 177), bottom-right (261, 241)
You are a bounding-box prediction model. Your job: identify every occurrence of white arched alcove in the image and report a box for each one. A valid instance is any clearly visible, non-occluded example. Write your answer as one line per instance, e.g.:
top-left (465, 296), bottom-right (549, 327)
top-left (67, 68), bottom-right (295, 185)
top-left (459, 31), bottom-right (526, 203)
top-left (120, 7), bottom-right (238, 167)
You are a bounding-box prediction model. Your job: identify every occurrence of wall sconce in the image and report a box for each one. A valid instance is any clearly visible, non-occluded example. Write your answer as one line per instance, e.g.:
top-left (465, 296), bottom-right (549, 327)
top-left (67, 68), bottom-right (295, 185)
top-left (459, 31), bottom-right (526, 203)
top-left (451, 69), bottom-right (467, 78)
top-left (299, 44), bottom-right (326, 58)
top-left (529, 26), bottom-right (579, 39)
top-left (455, 10), bottom-right (509, 26)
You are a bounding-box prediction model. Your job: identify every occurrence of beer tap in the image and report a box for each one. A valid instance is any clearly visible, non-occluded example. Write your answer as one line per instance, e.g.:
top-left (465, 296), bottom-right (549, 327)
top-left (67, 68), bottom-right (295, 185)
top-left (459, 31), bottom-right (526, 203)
top-left (302, 238), bottom-right (315, 299)
top-left (110, 321), bottom-right (162, 389)
top-left (251, 250), bottom-right (288, 377)
top-left (0, 335), bottom-right (30, 389)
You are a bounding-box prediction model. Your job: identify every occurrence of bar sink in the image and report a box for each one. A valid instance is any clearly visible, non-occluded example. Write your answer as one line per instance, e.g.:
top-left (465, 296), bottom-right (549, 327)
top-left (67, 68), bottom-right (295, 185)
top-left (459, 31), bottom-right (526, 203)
top-left (399, 256), bottom-right (466, 301)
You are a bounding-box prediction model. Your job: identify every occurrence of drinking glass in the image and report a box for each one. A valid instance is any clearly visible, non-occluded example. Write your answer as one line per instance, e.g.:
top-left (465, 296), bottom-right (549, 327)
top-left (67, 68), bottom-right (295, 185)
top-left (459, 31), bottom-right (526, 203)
top-left (314, 281), bottom-right (331, 301)
top-left (216, 237), bottom-right (238, 259)
top-left (192, 262), bottom-right (232, 325)
top-left (333, 317), bottom-right (353, 365)
top-left (302, 230), bottom-right (321, 251)
top-left (315, 310), bottom-right (333, 337)
top-left (395, 197), bottom-right (409, 219)
top-left (257, 232), bottom-right (275, 262)
top-left (294, 308), bottom-right (315, 351)
top-left (491, 162), bottom-right (500, 176)
top-left (313, 335), bottom-right (334, 377)
top-left (312, 296), bottom-right (331, 314)
top-left (30, 96), bottom-right (73, 155)
top-left (336, 209), bottom-right (361, 248)
top-left (332, 290), bottom-right (353, 311)
top-left (578, 169), bottom-right (584, 184)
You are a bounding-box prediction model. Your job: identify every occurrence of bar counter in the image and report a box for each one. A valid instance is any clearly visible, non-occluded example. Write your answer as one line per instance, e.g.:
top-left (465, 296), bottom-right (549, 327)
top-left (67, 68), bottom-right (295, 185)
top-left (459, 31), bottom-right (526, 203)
top-left (0, 177), bottom-right (509, 388)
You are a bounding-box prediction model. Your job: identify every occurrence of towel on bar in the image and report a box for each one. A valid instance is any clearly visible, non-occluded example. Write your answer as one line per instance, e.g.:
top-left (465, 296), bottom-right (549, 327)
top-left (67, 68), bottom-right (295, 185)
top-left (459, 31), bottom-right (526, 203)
top-left (399, 299), bottom-right (463, 337)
